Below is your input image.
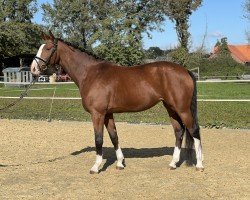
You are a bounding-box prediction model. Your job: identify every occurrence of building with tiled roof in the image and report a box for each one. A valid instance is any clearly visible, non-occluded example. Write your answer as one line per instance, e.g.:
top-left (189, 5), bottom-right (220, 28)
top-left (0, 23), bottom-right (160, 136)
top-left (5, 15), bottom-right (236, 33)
top-left (212, 44), bottom-right (250, 66)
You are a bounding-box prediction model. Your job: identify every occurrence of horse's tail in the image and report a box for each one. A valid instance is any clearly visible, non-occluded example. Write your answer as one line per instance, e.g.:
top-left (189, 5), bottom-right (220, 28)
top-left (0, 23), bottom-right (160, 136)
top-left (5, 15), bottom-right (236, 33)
top-left (185, 70), bottom-right (200, 164)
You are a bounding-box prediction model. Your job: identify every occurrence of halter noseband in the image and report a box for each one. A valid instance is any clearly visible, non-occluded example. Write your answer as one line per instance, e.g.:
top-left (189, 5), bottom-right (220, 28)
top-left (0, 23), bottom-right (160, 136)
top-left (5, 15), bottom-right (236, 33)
top-left (34, 38), bottom-right (58, 72)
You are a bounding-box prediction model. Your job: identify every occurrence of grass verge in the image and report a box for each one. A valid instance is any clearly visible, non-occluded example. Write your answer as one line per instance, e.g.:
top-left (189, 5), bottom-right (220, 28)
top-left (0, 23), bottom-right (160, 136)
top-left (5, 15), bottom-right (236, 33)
top-left (0, 99), bottom-right (249, 129)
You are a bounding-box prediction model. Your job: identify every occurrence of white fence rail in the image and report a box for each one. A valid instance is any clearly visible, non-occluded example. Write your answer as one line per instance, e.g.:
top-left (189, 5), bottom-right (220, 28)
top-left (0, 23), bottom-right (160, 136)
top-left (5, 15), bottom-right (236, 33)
top-left (0, 81), bottom-right (74, 85)
top-left (0, 96), bottom-right (249, 102)
top-left (197, 79), bottom-right (250, 83)
top-left (0, 79), bottom-right (249, 102)
top-left (0, 79), bottom-right (250, 85)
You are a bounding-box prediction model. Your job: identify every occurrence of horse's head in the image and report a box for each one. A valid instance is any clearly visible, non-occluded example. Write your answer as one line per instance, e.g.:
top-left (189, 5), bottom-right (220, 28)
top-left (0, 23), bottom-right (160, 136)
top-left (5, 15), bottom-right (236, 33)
top-left (30, 31), bottom-right (58, 76)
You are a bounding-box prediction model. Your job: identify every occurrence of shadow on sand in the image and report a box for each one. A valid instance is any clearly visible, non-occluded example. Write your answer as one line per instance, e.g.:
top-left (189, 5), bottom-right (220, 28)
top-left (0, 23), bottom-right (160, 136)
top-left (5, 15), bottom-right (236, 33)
top-left (71, 146), bottom-right (196, 173)
top-left (1, 146), bottom-right (196, 170)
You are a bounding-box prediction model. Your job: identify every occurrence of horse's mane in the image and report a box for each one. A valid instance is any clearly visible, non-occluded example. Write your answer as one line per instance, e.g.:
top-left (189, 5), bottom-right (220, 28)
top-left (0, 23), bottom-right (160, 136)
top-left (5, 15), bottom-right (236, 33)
top-left (57, 38), bottom-right (101, 60)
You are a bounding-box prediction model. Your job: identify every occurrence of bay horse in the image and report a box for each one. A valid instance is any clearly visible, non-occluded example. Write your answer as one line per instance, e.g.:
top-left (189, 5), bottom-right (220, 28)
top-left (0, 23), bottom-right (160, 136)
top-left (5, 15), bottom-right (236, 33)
top-left (31, 31), bottom-right (204, 174)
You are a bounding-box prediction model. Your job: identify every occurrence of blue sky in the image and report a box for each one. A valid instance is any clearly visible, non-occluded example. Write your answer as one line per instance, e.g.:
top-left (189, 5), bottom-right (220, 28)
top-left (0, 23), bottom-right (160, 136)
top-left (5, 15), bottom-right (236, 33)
top-left (33, 0), bottom-right (249, 51)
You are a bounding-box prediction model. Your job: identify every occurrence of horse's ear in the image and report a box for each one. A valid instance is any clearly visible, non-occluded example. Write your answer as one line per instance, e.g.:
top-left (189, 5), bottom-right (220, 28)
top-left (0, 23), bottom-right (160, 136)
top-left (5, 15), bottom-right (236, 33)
top-left (41, 31), bottom-right (51, 40)
top-left (41, 32), bottom-right (47, 40)
top-left (49, 30), bottom-right (55, 40)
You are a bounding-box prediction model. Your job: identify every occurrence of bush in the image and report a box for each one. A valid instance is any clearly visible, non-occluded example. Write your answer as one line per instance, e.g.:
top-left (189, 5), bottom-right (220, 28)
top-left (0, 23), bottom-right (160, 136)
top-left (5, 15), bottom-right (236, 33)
top-left (167, 47), bottom-right (246, 78)
top-left (187, 54), bottom-right (245, 77)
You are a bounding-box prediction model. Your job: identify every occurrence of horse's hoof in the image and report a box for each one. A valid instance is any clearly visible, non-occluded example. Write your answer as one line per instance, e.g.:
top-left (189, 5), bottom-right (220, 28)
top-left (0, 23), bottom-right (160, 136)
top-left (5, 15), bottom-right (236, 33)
top-left (89, 170), bottom-right (99, 174)
top-left (116, 166), bottom-right (124, 170)
top-left (169, 166), bottom-right (176, 170)
top-left (196, 167), bottom-right (204, 172)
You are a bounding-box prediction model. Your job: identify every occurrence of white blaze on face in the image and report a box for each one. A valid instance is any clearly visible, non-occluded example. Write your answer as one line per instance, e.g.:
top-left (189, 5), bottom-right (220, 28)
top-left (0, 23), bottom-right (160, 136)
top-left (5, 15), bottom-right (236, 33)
top-left (30, 44), bottom-right (45, 75)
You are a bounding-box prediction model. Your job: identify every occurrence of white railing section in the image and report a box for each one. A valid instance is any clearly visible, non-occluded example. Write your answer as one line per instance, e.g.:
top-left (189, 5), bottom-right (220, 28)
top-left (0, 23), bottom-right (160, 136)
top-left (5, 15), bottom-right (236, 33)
top-left (0, 79), bottom-right (249, 102)
top-left (0, 81), bottom-right (74, 85)
top-left (197, 79), bottom-right (250, 83)
top-left (0, 79), bottom-right (250, 85)
top-left (0, 96), bottom-right (249, 102)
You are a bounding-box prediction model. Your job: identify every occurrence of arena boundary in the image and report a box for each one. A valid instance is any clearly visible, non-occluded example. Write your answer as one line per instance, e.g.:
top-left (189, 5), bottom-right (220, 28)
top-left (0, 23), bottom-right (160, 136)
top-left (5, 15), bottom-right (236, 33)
top-left (0, 79), bottom-right (250, 85)
top-left (0, 96), bottom-right (249, 102)
top-left (0, 79), bottom-right (249, 102)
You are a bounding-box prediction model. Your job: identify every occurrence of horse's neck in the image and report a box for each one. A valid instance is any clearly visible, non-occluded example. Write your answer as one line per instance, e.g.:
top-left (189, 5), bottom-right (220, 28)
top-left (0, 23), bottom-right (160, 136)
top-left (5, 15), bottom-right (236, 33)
top-left (57, 44), bottom-right (100, 87)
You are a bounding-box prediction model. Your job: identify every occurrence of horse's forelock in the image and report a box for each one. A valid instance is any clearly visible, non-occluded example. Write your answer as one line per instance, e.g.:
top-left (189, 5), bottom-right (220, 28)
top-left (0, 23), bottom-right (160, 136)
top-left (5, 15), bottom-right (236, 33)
top-left (36, 44), bottom-right (46, 57)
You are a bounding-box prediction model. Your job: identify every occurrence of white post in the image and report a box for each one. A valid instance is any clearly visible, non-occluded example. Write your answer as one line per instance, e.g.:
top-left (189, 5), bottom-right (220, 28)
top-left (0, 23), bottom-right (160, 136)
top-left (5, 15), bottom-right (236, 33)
top-left (198, 67), bottom-right (200, 81)
top-left (4, 72), bottom-right (7, 82)
top-left (17, 71), bottom-right (21, 83)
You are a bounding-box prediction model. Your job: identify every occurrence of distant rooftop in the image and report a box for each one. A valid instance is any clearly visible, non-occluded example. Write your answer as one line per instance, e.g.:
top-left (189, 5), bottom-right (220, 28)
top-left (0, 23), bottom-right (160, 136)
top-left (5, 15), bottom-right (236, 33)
top-left (227, 45), bottom-right (250, 63)
top-left (213, 44), bottom-right (250, 64)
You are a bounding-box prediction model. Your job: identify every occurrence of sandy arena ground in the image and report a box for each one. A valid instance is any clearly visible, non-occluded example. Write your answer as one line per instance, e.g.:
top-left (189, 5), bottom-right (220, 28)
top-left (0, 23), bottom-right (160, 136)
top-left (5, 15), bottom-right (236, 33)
top-left (0, 119), bottom-right (249, 199)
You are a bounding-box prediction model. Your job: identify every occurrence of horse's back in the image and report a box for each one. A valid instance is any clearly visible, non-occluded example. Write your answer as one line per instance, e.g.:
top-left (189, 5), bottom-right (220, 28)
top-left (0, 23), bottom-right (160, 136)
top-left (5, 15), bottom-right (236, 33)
top-left (96, 61), bottom-right (189, 82)
top-left (84, 61), bottom-right (194, 113)
top-left (105, 61), bottom-right (193, 96)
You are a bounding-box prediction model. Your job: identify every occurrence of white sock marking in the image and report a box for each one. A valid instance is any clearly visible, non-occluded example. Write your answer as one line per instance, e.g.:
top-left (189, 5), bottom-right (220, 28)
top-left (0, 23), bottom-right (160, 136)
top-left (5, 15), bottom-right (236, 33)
top-left (116, 147), bottom-right (124, 168)
top-left (90, 154), bottom-right (102, 173)
top-left (169, 146), bottom-right (181, 168)
top-left (194, 138), bottom-right (204, 168)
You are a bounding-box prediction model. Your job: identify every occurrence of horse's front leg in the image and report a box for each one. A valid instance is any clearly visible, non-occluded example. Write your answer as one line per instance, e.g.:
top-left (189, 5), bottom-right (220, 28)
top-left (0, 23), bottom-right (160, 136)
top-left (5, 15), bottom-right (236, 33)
top-left (90, 111), bottom-right (105, 174)
top-left (104, 113), bottom-right (125, 170)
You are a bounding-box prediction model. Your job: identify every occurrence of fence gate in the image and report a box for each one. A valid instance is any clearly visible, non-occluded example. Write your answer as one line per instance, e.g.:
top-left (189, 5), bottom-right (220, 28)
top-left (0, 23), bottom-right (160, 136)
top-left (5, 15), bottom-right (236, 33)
top-left (2, 67), bottom-right (33, 87)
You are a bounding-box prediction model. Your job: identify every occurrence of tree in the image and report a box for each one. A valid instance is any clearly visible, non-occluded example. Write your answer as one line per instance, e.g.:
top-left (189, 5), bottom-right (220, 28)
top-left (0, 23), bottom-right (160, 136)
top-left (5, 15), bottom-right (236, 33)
top-left (161, 0), bottom-right (202, 51)
top-left (42, 0), bottom-right (105, 50)
top-left (145, 47), bottom-right (164, 59)
top-left (0, 0), bottom-right (41, 58)
top-left (219, 37), bottom-right (230, 55)
top-left (0, 22), bottom-right (42, 58)
top-left (244, 0), bottom-right (250, 43)
top-left (95, 34), bottom-right (145, 66)
top-left (42, 0), bottom-right (165, 66)
top-left (94, 0), bottom-right (165, 65)
top-left (244, 0), bottom-right (250, 20)
top-left (168, 47), bottom-right (189, 65)
top-left (0, 0), bottom-right (37, 22)
top-left (213, 37), bottom-right (229, 56)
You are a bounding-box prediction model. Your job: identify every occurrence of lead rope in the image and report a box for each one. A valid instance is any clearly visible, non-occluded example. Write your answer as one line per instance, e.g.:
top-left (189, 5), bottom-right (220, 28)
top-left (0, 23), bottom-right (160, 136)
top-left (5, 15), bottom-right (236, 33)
top-left (0, 78), bottom-right (36, 111)
top-left (47, 86), bottom-right (57, 122)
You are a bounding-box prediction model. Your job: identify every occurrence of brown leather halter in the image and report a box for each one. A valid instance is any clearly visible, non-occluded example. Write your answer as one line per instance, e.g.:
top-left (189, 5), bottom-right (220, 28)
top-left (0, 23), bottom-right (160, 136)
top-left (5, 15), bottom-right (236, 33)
top-left (33, 39), bottom-right (58, 72)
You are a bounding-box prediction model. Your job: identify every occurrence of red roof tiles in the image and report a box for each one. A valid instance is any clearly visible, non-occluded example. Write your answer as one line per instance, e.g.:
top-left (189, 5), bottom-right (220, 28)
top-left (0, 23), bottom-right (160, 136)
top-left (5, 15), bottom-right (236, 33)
top-left (228, 45), bottom-right (250, 63)
top-left (212, 44), bottom-right (250, 63)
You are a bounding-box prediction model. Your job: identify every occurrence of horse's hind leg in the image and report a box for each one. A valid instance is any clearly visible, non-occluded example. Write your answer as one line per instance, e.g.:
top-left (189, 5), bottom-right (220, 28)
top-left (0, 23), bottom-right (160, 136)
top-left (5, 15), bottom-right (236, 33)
top-left (104, 113), bottom-right (125, 170)
top-left (179, 110), bottom-right (204, 171)
top-left (165, 106), bottom-right (185, 169)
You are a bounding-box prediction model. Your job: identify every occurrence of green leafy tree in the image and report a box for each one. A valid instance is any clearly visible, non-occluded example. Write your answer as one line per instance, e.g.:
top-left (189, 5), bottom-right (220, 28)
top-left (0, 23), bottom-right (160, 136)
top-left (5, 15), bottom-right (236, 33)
top-left (0, 0), bottom-right (41, 58)
top-left (213, 37), bottom-right (229, 56)
top-left (42, 0), bottom-right (106, 50)
top-left (0, 0), bottom-right (37, 22)
top-left (214, 40), bottom-right (221, 47)
top-left (219, 37), bottom-right (230, 55)
top-left (145, 47), bottom-right (164, 59)
top-left (161, 0), bottom-right (202, 51)
top-left (95, 34), bottom-right (145, 66)
top-left (168, 47), bottom-right (189, 65)
top-left (244, 0), bottom-right (250, 43)
top-left (95, 0), bottom-right (164, 65)
top-left (42, 0), bottom-right (165, 66)
top-left (244, 0), bottom-right (250, 20)
top-left (0, 22), bottom-right (42, 58)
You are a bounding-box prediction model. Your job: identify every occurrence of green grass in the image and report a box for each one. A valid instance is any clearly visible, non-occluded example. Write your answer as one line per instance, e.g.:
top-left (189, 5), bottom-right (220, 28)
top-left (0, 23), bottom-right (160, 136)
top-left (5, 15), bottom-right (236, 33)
top-left (0, 82), bottom-right (249, 129)
top-left (198, 82), bottom-right (250, 99)
top-left (0, 84), bottom-right (80, 97)
top-left (1, 82), bottom-right (249, 99)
